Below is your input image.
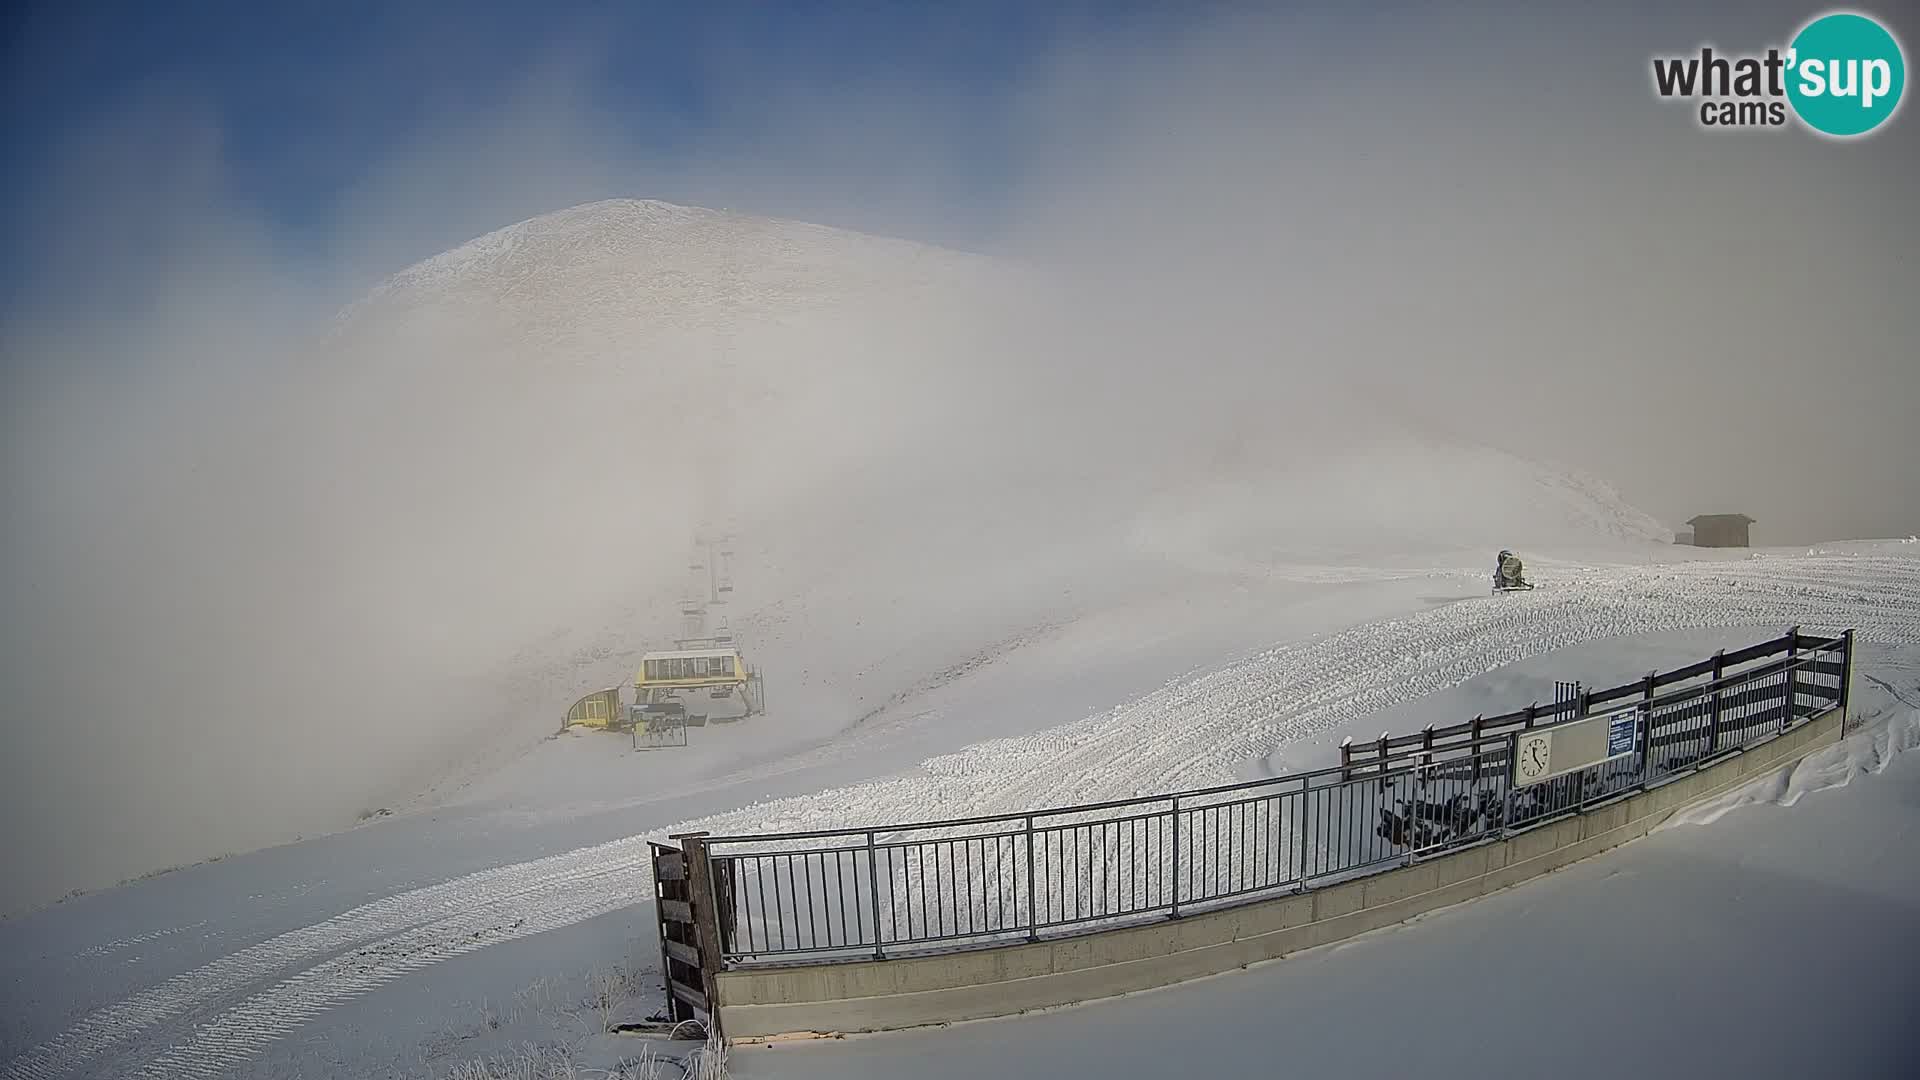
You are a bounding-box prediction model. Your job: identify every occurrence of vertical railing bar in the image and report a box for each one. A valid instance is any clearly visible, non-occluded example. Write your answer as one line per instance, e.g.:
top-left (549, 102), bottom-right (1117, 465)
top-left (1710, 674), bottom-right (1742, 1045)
top-left (802, 852), bottom-right (817, 949)
top-left (964, 838), bottom-right (974, 936)
top-left (774, 854), bottom-right (789, 953)
top-left (1299, 785), bottom-right (1312, 885)
top-left (887, 841), bottom-right (902, 941)
top-left (1257, 796), bottom-right (1268, 889)
top-left (1024, 815), bottom-right (1038, 940)
top-left (1054, 828), bottom-right (1064, 924)
top-left (1128, 816), bottom-right (1137, 914)
top-left (998, 826), bottom-right (1013, 930)
top-left (763, 853), bottom-right (778, 954)
top-left (1077, 825), bottom-right (1087, 920)
top-left (1095, 821), bottom-right (1104, 918)
top-left (958, 838), bottom-right (969, 936)
top-left (976, 836), bottom-right (986, 936)
top-left (930, 842), bottom-right (941, 941)
top-left (916, 843), bottom-right (927, 944)
top-left (865, 833), bottom-right (883, 959)
top-left (1198, 806), bottom-right (1208, 903)
top-left (1244, 799), bottom-right (1259, 891)
top-left (1097, 822), bottom-right (1106, 918)
top-left (1159, 791), bottom-right (1175, 914)
top-left (1039, 828), bottom-right (1050, 928)
top-left (835, 849), bottom-right (849, 948)
top-left (1252, 797), bottom-right (1263, 890)
top-left (1092, 822), bottom-right (1101, 917)
top-left (1259, 795), bottom-right (1274, 887)
top-left (1104, 820), bottom-right (1114, 916)
top-left (755, 854), bottom-right (770, 956)
top-left (899, 846), bottom-right (910, 943)
top-left (1218, 803), bottom-right (1226, 898)
top-left (1199, 805), bottom-right (1209, 902)
top-left (1084, 824), bottom-right (1093, 921)
top-left (925, 843), bottom-right (936, 942)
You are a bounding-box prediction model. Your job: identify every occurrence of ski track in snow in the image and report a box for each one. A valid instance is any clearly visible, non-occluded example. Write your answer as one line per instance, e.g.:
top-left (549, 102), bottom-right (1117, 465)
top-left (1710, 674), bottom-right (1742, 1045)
top-left (7, 551), bottom-right (1920, 1080)
top-left (74, 924), bottom-right (208, 961)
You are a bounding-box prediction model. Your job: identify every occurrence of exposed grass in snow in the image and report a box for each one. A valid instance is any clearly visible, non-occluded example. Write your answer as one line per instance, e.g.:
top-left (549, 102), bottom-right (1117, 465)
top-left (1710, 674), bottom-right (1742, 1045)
top-left (438, 1025), bottom-right (727, 1080)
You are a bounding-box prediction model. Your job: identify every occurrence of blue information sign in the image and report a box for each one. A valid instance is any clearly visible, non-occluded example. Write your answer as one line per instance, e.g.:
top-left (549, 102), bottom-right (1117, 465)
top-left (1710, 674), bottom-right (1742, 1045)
top-left (1607, 711), bottom-right (1637, 757)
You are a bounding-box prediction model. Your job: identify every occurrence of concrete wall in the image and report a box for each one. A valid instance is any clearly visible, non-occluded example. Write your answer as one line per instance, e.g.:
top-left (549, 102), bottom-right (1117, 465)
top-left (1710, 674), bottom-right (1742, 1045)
top-left (715, 705), bottom-right (1843, 1040)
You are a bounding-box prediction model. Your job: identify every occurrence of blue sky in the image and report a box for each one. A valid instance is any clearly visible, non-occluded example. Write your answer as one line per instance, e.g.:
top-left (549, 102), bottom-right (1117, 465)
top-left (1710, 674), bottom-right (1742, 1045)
top-left (1, 3), bottom-right (1916, 540)
top-left (1, 2), bottom-right (1183, 277)
top-left (3, 2), bottom-right (1914, 321)
top-left (0, 2), bottom-right (1119, 319)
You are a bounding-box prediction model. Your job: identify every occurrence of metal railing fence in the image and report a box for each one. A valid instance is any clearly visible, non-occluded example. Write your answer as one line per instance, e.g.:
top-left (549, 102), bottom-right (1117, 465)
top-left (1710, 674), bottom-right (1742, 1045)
top-left (693, 628), bottom-right (1852, 965)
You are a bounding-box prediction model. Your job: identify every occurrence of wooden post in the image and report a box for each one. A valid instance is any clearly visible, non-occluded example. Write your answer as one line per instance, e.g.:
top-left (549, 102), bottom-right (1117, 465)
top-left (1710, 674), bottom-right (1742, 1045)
top-left (648, 843), bottom-right (683, 1023)
top-left (1338, 736), bottom-right (1352, 783)
top-left (1376, 732), bottom-right (1390, 777)
top-left (672, 831), bottom-right (725, 1039)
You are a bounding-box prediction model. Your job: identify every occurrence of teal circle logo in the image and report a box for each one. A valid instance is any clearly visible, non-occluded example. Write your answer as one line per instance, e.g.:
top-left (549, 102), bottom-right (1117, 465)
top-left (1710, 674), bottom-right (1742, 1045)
top-left (1787, 12), bottom-right (1906, 137)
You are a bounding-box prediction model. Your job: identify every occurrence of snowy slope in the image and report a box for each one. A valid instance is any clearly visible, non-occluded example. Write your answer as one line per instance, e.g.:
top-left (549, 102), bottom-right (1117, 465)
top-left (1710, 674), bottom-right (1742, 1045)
top-left (0, 193), bottom-right (1680, 917)
top-left (1, 197), bottom-right (1815, 1080)
top-left (4, 544), bottom-right (1915, 1080)
top-left (307, 197), bottom-right (1676, 804)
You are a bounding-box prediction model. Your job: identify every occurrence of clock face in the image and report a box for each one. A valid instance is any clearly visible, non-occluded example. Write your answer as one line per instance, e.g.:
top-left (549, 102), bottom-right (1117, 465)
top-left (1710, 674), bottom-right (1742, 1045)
top-left (1517, 735), bottom-right (1551, 779)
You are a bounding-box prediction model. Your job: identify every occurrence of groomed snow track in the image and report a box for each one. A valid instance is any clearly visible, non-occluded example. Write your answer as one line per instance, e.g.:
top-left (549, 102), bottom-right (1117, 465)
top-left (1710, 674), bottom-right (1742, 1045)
top-left (6, 550), bottom-right (1920, 1080)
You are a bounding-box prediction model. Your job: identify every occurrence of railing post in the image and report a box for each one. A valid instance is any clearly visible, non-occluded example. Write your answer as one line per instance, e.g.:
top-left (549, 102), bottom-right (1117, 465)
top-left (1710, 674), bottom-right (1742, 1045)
top-left (1839, 629), bottom-right (1855, 729)
top-left (1784, 625), bottom-right (1801, 733)
top-left (1499, 733), bottom-right (1516, 834)
top-left (1294, 780), bottom-right (1310, 889)
top-left (1572, 690), bottom-right (1591, 806)
top-left (1470, 716), bottom-right (1485, 785)
top-left (1376, 731), bottom-right (1390, 777)
top-left (1708, 649), bottom-right (1725, 754)
top-left (1024, 815), bottom-right (1039, 940)
top-left (1169, 796), bottom-right (1182, 919)
top-left (866, 831), bottom-right (884, 960)
top-left (1640, 670), bottom-right (1658, 786)
top-left (1338, 737), bottom-right (1352, 783)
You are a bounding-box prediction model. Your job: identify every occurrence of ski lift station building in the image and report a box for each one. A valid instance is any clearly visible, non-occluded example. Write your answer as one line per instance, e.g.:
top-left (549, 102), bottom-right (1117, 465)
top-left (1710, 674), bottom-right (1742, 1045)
top-left (1686, 513), bottom-right (1754, 548)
